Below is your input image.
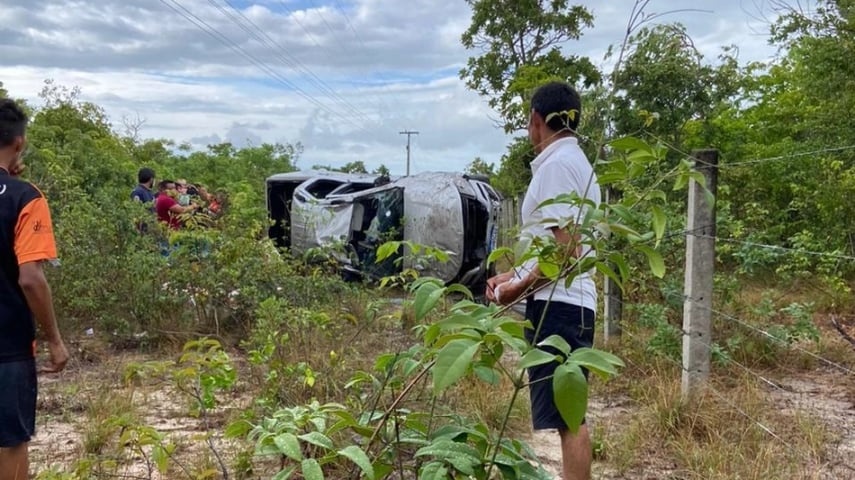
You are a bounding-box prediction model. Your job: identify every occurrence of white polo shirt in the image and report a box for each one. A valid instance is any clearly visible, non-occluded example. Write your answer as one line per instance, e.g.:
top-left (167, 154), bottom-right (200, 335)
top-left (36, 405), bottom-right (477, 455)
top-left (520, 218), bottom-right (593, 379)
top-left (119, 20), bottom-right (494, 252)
top-left (512, 136), bottom-right (601, 312)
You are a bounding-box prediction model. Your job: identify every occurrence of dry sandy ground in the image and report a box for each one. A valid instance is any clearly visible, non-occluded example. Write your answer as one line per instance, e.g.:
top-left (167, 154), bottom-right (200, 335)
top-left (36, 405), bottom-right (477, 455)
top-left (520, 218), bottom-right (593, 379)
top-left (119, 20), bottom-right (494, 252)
top-left (28, 348), bottom-right (855, 480)
top-left (525, 370), bottom-right (855, 479)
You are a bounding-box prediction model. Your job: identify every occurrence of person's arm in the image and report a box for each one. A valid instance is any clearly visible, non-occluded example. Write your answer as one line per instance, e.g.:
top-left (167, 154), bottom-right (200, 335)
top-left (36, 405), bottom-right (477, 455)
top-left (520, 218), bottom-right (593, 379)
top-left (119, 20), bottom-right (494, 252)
top-left (169, 203), bottom-right (197, 214)
top-left (19, 262), bottom-right (68, 372)
top-left (196, 186), bottom-right (212, 202)
top-left (494, 226), bottom-right (581, 305)
top-left (14, 193), bottom-right (68, 372)
top-left (494, 161), bottom-right (587, 305)
top-left (485, 271), bottom-right (515, 302)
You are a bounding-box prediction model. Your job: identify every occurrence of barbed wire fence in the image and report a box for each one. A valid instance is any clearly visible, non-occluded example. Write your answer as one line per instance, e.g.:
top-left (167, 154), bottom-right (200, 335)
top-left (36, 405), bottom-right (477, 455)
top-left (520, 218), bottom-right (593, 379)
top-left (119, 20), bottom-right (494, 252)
top-left (496, 146), bottom-right (855, 476)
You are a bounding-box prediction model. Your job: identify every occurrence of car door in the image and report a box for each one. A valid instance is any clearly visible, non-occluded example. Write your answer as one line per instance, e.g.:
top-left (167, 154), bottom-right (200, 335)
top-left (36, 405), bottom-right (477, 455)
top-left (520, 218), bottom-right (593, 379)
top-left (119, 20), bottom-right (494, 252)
top-left (348, 186), bottom-right (405, 279)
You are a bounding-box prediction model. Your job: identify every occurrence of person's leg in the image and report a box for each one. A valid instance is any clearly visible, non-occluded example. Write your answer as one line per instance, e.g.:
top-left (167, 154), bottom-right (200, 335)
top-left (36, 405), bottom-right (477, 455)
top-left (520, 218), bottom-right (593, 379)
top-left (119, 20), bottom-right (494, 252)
top-left (0, 443), bottom-right (29, 480)
top-left (0, 359), bottom-right (36, 480)
top-left (525, 301), bottom-right (596, 479)
top-left (559, 425), bottom-right (591, 480)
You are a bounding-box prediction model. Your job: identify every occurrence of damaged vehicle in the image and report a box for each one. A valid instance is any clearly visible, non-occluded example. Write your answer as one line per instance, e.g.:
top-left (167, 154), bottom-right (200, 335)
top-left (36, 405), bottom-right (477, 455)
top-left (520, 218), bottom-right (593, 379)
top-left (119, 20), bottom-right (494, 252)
top-left (266, 170), bottom-right (502, 288)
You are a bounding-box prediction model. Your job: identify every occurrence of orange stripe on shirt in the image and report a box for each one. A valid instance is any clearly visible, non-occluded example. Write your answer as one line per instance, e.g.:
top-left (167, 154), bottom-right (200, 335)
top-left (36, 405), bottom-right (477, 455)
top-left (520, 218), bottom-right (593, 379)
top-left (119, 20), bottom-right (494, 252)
top-left (15, 196), bottom-right (58, 265)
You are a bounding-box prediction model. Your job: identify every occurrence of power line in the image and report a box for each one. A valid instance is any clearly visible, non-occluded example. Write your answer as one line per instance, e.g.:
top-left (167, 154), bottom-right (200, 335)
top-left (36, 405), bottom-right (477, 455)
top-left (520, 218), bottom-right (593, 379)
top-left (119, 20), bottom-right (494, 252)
top-left (214, 0), bottom-right (378, 126)
top-left (328, 0), bottom-right (397, 101)
top-left (159, 0), bottom-right (373, 134)
top-left (273, 0), bottom-right (393, 129)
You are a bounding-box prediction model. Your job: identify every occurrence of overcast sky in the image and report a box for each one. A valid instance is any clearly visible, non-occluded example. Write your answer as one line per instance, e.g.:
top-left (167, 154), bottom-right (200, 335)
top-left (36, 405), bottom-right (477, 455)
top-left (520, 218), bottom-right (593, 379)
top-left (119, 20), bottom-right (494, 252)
top-left (0, 0), bottom-right (791, 175)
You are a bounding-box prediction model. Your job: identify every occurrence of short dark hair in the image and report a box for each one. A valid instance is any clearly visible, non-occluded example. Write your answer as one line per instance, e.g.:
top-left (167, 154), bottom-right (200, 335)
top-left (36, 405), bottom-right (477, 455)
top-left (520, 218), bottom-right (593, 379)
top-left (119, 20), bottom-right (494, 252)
top-left (0, 99), bottom-right (28, 148)
top-left (138, 167), bottom-right (155, 184)
top-left (530, 81), bottom-right (582, 133)
top-left (158, 179), bottom-right (175, 191)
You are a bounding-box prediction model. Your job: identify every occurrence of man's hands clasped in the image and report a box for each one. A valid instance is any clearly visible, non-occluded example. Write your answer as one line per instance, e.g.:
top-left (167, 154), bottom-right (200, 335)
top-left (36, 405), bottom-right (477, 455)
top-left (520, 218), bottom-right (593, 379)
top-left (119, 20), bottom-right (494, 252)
top-left (485, 271), bottom-right (527, 306)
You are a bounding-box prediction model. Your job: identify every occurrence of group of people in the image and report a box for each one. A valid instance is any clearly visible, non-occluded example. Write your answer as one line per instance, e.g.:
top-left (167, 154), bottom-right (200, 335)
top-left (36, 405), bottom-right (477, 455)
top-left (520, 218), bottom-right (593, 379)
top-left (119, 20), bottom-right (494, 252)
top-left (2, 81), bottom-right (602, 479)
top-left (131, 168), bottom-right (223, 231)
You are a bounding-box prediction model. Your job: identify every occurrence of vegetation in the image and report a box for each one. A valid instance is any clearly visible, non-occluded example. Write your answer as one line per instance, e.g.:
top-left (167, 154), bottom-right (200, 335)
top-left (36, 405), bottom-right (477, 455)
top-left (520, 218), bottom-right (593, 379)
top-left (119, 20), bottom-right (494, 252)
top-left (4, 0), bottom-right (855, 479)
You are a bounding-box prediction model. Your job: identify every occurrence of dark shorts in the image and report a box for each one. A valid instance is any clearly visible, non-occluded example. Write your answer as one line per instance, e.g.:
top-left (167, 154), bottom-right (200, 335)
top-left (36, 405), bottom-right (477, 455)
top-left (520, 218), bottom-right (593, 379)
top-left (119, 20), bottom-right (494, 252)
top-left (0, 359), bottom-right (37, 447)
top-left (524, 299), bottom-right (595, 431)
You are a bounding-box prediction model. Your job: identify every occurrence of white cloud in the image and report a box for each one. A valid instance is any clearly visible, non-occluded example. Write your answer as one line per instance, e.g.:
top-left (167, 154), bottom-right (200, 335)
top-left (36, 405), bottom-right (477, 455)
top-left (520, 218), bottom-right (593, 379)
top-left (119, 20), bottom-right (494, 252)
top-left (1, 0), bottom-right (781, 176)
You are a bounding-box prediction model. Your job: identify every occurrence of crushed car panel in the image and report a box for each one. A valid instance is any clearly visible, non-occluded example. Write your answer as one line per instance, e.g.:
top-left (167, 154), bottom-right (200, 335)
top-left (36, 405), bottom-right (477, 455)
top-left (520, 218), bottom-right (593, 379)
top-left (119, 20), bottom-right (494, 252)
top-left (266, 170), bottom-right (502, 287)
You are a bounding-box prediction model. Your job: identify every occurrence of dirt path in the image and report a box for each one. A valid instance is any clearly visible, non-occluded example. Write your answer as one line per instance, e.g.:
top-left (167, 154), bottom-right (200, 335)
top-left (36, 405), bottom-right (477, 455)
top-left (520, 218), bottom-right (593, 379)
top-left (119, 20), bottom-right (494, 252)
top-left (524, 369), bottom-right (855, 479)
top-left (27, 347), bottom-right (855, 480)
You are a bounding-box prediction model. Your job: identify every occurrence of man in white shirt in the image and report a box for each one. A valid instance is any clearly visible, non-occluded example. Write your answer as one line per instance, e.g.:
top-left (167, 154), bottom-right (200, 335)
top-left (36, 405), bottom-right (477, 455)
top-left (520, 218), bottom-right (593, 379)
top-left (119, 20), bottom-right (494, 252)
top-left (486, 81), bottom-right (601, 480)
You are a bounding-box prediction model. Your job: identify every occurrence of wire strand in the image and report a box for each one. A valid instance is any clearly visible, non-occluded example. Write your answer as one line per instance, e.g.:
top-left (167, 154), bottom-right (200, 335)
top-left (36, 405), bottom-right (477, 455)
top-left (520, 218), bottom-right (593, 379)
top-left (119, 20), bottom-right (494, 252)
top-left (723, 145), bottom-right (855, 167)
top-left (700, 302), bottom-right (855, 376)
top-left (699, 235), bottom-right (855, 262)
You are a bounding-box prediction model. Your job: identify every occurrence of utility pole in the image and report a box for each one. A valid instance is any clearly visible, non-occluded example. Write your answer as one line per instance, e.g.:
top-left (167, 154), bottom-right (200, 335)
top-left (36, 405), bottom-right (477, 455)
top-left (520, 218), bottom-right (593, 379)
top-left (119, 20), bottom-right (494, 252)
top-left (399, 130), bottom-right (419, 176)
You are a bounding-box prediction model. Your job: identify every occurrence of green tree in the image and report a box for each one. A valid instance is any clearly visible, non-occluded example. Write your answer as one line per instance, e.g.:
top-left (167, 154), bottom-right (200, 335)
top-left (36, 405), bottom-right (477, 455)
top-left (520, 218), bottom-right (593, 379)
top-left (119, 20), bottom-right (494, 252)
top-left (460, 0), bottom-right (601, 133)
top-left (707, 0), bottom-right (855, 265)
top-left (464, 157), bottom-right (496, 177)
top-left (372, 163), bottom-right (391, 176)
top-left (489, 137), bottom-right (534, 197)
top-left (338, 160), bottom-right (368, 174)
top-left (612, 23), bottom-right (741, 150)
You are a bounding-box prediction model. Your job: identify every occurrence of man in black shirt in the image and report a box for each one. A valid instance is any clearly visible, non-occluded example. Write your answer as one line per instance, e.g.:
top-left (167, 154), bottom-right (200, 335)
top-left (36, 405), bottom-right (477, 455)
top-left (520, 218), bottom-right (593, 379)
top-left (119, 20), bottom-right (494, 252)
top-left (130, 167), bottom-right (156, 208)
top-left (0, 98), bottom-right (69, 479)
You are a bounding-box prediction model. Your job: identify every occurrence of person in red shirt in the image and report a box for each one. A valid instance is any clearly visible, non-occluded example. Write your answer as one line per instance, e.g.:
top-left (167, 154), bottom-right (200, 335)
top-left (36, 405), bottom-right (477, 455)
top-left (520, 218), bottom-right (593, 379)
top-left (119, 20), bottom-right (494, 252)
top-left (0, 98), bottom-right (69, 479)
top-left (154, 180), bottom-right (198, 230)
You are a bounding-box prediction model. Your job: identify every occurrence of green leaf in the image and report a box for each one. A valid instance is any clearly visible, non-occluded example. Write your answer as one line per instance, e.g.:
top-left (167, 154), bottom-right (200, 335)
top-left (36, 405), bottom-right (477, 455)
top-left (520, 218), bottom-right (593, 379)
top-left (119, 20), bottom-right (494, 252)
top-left (474, 364), bottom-right (501, 384)
top-left (627, 148), bottom-right (656, 164)
top-left (415, 440), bottom-right (481, 475)
top-left (338, 445), bottom-right (375, 479)
top-left (650, 204), bottom-right (666, 247)
top-left (152, 445), bottom-right (169, 473)
top-left (301, 458), bottom-right (324, 480)
top-left (272, 466), bottom-right (297, 480)
top-left (552, 363), bottom-right (588, 434)
top-left (433, 339), bottom-right (481, 394)
top-left (595, 263), bottom-right (623, 292)
top-left (635, 244), bottom-right (665, 278)
top-left (519, 348), bottom-right (559, 369)
top-left (414, 282), bottom-right (446, 321)
top-left (536, 334), bottom-right (572, 356)
top-left (376, 241), bottom-right (402, 262)
top-left (298, 432), bottom-right (334, 451)
top-left (513, 237), bottom-right (532, 264)
top-left (538, 260), bottom-right (561, 281)
top-left (609, 136), bottom-right (649, 151)
top-left (444, 283), bottom-right (474, 300)
top-left (224, 419), bottom-right (252, 438)
top-left (608, 253), bottom-right (630, 284)
top-left (273, 432), bottom-right (303, 461)
top-left (418, 461), bottom-right (448, 480)
top-left (608, 222), bottom-right (643, 240)
top-left (487, 246), bottom-right (514, 266)
top-left (568, 347), bottom-right (624, 379)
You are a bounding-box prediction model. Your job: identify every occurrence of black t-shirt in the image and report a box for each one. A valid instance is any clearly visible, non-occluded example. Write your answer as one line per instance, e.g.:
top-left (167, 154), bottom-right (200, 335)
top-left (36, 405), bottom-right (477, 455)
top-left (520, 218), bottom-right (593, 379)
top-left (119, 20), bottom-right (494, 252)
top-left (0, 169), bottom-right (58, 362)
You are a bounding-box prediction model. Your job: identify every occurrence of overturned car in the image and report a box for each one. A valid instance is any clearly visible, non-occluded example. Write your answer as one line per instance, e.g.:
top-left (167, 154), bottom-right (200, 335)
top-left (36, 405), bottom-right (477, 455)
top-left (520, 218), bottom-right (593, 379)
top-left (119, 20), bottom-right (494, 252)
top-left (266, 170), bottom-right (502, 288)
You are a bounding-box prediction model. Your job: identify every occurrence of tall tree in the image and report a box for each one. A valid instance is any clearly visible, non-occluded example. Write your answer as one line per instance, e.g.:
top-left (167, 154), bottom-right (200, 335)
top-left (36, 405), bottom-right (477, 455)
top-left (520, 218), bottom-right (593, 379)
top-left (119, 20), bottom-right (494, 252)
top-left (460, 0), bottom-right (601, 133)
top-left (372, 164), bottom-right (391, 176)
top-left (465, 157), bottom-right (496, 177)
top-left (338, 160), bottom-right (368, 174)
top-left (612, 23), bottom-right (741, 149)
top-left (712, 0), bottom-right (855, 258)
